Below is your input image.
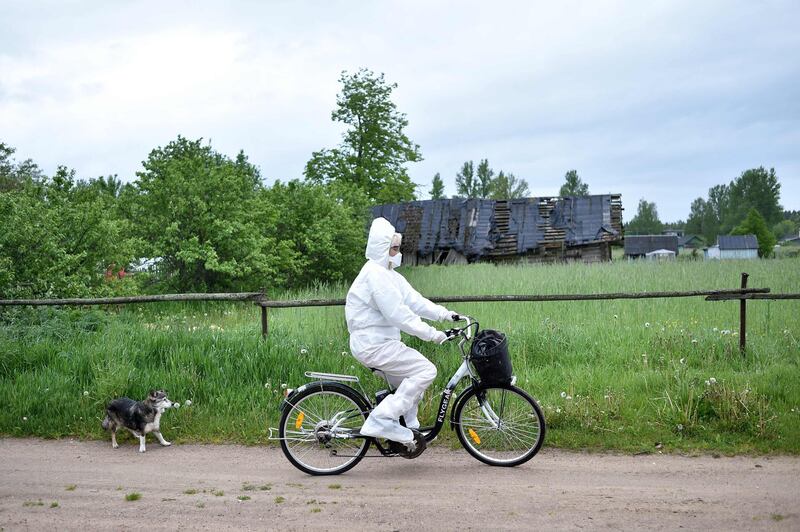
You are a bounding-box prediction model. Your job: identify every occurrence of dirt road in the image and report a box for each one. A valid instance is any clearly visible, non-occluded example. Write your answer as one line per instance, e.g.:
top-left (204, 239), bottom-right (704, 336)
top-left (1, 438), bottom-right (798, 531)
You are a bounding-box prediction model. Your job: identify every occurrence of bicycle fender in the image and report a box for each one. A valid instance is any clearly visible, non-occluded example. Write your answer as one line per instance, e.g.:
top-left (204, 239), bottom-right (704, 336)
top-left (280, 380), bottom-right (370, 414)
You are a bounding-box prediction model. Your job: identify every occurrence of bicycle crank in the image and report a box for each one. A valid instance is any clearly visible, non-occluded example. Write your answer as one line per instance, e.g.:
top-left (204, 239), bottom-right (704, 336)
top-left (388, 429), bottom-right (427, 459)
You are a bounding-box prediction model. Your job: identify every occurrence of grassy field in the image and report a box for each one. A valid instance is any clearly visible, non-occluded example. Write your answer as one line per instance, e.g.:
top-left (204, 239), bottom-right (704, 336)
top-left (1, 258), bottom-right (798, 454)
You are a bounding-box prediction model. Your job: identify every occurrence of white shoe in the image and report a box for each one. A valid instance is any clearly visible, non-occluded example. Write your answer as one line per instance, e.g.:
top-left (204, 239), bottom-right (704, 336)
top-left (404, 414), bottom-right (420, 430)
top-left (360, 414), bottom-right (414, 443)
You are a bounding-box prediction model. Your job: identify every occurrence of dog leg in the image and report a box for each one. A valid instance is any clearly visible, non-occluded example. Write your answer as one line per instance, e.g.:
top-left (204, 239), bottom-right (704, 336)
top-left (154, 431), bottom-right (171, 446)
top-left (138, 434), bottom-right (146, 453)
top-left (111, 430), bottom-right (119, 449)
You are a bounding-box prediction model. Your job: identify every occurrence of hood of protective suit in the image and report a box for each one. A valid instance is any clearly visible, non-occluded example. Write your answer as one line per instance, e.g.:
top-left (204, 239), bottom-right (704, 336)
top-left (365, 217), bottom-right (397, 268)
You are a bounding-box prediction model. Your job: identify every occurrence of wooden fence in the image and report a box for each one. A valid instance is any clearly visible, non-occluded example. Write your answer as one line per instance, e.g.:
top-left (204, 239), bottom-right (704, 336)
top-left (2, 273), bottom-right (798, 353)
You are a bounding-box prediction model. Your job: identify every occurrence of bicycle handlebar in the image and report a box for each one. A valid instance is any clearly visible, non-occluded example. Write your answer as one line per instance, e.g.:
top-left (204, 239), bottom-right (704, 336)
top-left (443, 315), bottom-right (479, 344)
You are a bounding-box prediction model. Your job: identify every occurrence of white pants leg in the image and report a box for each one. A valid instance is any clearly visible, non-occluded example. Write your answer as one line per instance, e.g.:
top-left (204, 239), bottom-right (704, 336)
top-left (354, 340), bottom-right (437, 423)
top-left (384, 373), bottom-right (420, 429)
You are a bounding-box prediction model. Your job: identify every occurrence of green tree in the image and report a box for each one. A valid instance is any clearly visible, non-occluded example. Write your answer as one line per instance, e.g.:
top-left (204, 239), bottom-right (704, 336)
top-left (772, 219), bottom-right (798, 240)
top-left (130, 136), bottom-right (290, 292)
top-left (731, 207), bottom-right (776, 258)
top-left (262, 180), bottom-right (371, 287)
top-left (723, 167), bottom-right (782, 232)
top-left (430, 172), bottom-right (445, 199)
top-left (455, 161), bottom-right (477, 197)
top-left (304, 69), bottom-right (421, 204)
top-left (0, 141), bottom-right (45, 192)
top-left (685, 197), bottom-right (718, 242)
top-left (490, 171), bottom-right (530, 199)
top-left (625, 199), bottom-right (663, 235)
top-left (476, 159), bottom-right (494, 198)
top-left (0, 165), bottom-right (135, 299)
top-left (558, 169), bottom-right (589, 197)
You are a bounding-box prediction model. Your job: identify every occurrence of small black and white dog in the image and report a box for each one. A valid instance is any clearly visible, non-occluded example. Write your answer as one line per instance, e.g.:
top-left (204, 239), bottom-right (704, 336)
top-left (101, 389), bottom-right (178, 452)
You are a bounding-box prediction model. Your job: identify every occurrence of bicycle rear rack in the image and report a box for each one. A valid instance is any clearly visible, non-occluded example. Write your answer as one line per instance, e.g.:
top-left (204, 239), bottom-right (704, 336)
top-left (305, 371), bottom-right (360, 383)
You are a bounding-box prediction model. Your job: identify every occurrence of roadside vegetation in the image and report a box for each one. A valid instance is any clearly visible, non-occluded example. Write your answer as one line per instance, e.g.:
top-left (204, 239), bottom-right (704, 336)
top-left (1, 258), bottom-right (797, 455)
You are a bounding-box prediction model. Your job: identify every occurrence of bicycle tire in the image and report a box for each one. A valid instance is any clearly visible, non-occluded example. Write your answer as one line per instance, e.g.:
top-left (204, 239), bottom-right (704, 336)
top-left (453, 384), bottom-right (545, 467)
top-left (279, 381), bottom-right (370, 475)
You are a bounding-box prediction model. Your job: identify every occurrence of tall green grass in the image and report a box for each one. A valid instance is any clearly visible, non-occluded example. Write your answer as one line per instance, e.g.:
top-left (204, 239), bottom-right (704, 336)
top-left (1, 258), bottom-right (798, 453)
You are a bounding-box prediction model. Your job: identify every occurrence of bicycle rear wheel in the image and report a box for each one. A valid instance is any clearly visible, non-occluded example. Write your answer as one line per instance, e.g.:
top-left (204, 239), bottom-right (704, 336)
top-left (454, 385), bottom-right (545, 467)
top-left (279, 382), bottom-right (370, 475)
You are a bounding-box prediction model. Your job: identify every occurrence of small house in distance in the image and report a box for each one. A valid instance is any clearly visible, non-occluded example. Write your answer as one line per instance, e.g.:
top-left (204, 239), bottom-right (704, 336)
top-left (706, 235), bottom-right (759, 260)
top-left (678, 235), bottom-right (704, 252)
top-left (372, 194), bottom-right (623, 265)
top-left (624, 235), bottom-right (679, 259)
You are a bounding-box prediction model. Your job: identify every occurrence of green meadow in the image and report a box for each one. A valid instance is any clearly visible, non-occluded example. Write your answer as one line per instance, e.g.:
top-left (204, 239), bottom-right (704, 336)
top-left (1, 258), bottom-right (798, 454)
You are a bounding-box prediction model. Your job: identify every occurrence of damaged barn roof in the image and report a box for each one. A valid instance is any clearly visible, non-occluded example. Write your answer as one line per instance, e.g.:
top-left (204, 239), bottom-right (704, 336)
top-left (372, 194), bottom-right (622, 262)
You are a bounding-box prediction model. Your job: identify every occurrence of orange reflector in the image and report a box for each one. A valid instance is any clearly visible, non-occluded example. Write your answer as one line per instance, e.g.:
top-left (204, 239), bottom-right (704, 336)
top-left (295, 411), bottom-right (305, 429)
top-left (468, 428), bottom-right (481, 444)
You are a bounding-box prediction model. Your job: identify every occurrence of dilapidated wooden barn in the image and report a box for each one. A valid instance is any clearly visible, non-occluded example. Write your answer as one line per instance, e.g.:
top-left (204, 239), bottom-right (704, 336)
top-left (372, 194), bottom-right (623, 265)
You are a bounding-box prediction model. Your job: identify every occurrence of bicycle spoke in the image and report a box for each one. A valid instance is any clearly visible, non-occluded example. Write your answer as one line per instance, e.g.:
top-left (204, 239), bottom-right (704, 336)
top-left (281, 388), bottom-right (368, 475)
top-left (457, 387), bottom-right (544, 465)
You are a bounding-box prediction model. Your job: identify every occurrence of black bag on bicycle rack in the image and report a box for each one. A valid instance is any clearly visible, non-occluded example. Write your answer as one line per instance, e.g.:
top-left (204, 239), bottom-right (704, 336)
top-left (469, 329), bottom-right (513, 386)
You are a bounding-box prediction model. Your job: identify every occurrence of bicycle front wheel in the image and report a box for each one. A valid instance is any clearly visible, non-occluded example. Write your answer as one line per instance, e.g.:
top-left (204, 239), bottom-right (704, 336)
top-left (279, 382), bottom-right (370, 475)
top-left (454, 385), bottom-right (545, 467)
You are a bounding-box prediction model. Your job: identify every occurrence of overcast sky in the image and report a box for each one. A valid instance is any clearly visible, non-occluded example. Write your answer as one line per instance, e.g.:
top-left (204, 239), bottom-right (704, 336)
top-left (2, 0), bottom-right (798, 222)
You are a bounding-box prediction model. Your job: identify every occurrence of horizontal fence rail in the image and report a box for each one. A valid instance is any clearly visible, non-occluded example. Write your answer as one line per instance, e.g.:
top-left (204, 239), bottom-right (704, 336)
top-left (254, 288), bottom-right (772, 308)
top-left (2, 277), bottom-right (798, 353)
top-left (0, 293), bottom-right (263, 306)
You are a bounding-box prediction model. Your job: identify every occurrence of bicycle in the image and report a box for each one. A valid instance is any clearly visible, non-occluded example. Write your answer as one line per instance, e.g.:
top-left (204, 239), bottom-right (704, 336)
top-left (269, 316), bottom-right (546, 475)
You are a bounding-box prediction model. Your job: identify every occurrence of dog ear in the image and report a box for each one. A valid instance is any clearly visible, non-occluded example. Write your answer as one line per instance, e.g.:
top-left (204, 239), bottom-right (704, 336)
top-left (149, 389), bottom-right (156, 397)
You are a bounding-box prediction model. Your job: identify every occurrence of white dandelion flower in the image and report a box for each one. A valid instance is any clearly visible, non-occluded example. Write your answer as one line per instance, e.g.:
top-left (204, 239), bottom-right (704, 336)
top-left (613, 315), bottom-right (618, 319)
top-left (300, 348), bottom-right (308, 355)
top-left (705, 380), bottom-right (711, 386)
top-left (712, 327), bottom-right (718, 332)
top-left (645, 322), bottom-right (651, 328)
top-left (560, 391), bottom-right (567, 398)
top-left (676, 424), bottom-right (684, 431)
top-left (709, 377), bottom-right (717, 384)
top-left (264, 382), bottom-right (271, 388)
top-left (566, 395), bottom-right (573, 401)
top-left (691, 339), bottom-right (698, 344)
top-left (83, 390), bottom-right (89, 396)
top-left (555, 407), bottom-right (561, 413)
top-left (280, 383), bottom-right (287, 389)
top-left (341, 351), bottom-right (348, 357)
top-left (184, 400), bottom-right (192, 407)
top-left (680, 358), bottom-right (686, 364)
top-left (23, 416), bottom-right (28, 421)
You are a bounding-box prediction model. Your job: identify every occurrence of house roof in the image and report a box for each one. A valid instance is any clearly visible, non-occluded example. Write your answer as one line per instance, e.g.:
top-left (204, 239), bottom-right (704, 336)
top-left (624, 235), bottom-right (679, 255)
top-left (678, 234), bottom-right (703, 247)
top-left (718, 235), bottom-right (758, 250)
top-left (371, 194), bottom-right (623, 258)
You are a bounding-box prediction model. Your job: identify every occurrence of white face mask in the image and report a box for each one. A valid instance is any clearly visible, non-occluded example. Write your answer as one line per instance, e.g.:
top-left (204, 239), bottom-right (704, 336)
top-left (388, 251), bottom-right (402, 269)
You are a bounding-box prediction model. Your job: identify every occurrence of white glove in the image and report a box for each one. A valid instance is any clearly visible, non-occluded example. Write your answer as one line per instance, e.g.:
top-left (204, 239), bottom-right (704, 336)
top-left (432, 330), bottom-right (448, 344)
top-left (445, 311), bottom-right (462, 322)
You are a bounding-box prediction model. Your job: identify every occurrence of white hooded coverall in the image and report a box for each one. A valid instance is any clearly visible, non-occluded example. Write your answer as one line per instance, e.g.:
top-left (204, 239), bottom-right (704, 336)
top-left (346, 217), bottom-right (454, 443)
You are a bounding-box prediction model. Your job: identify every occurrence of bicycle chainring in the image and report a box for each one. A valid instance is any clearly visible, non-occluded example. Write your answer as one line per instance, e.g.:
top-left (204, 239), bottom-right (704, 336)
top-left (388, 429), bottom-right (427, 459)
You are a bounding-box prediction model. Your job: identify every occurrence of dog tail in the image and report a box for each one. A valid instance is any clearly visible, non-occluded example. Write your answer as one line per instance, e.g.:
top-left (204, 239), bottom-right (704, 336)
top-left (101, 415), bottom-right (111, 431)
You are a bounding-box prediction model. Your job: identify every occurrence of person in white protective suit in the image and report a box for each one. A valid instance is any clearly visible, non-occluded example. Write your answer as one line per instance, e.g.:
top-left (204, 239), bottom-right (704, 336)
top-left (345, 217), bottom-right (460, 444)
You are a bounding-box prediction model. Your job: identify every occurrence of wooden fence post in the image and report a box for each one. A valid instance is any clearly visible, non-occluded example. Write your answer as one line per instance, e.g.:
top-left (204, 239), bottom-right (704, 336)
top-left (261, 306), bottom-right (268, 338)
top-left (740, 272), bottom-right (749, 354)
